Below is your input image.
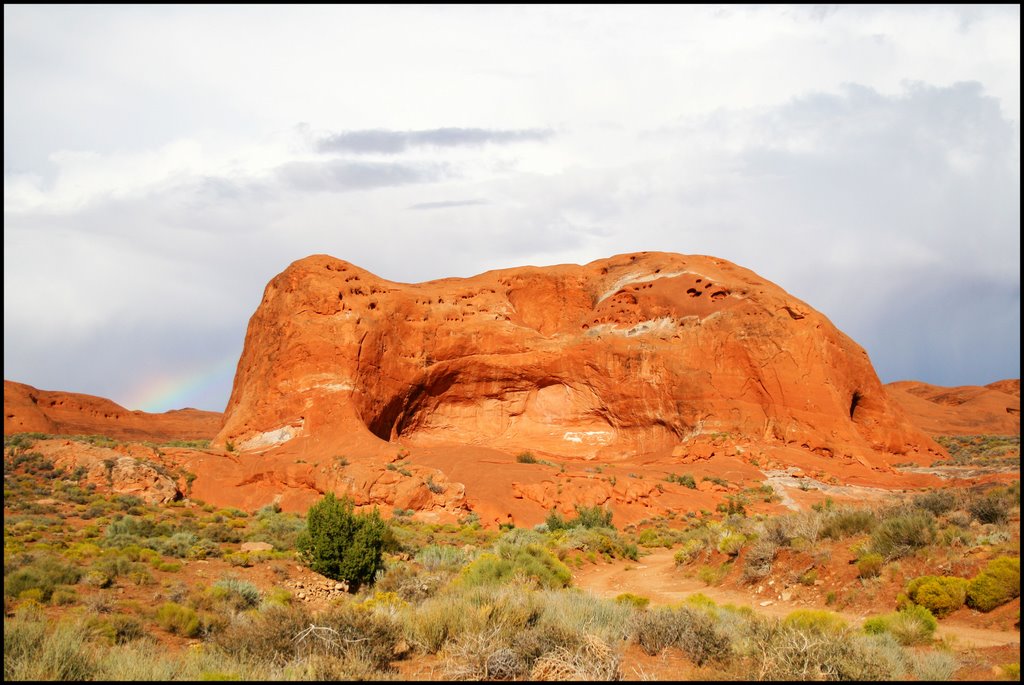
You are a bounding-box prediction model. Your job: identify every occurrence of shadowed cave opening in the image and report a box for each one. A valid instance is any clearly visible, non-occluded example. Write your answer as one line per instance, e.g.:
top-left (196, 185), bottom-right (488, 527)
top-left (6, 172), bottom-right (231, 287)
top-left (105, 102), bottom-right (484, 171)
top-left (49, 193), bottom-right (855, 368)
top-left (850, 390), bottom-right (863, 419)
top-left (365, 372), bottom-right (461, 441)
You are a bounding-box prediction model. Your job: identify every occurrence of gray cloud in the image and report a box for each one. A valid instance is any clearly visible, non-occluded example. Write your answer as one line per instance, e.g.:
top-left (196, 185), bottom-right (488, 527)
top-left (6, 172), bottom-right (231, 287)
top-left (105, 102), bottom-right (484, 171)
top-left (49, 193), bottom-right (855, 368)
top-left (407, 199), bottom-right (490, 210)
top-left (316, 128), bottom-right (554, 155)
top-left (276, 160), bottom-right (444, 192)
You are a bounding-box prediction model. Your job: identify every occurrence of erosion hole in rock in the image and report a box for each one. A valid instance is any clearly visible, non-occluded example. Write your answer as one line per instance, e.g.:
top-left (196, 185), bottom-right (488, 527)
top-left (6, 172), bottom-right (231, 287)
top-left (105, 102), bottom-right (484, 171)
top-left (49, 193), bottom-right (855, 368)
top-left (686, 288), bottom-right (703, 298)
top-left (849, 390), bottom-right (863, 419)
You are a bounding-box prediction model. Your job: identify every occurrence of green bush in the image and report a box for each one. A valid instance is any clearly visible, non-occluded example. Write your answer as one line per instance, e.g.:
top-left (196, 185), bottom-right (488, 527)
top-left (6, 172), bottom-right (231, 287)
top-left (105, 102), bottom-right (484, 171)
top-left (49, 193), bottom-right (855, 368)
top-left (415, 544), bottom-right (467, 572)
top-left (863, 604), bottom-right (937, 645)
top-left (870, 511), bottom-right (935, 559)
top-left (156, 602), bottom-right (200, 637)
top-left (821, 508), bottom-right (877, 539)
top-left (966, 557), bottom-right (1020, 612)
top-left (856, 553), bottom-right (884, 579)
top-left (716, 533), bottom-right (745, 557)
top-left (461, 545), bottom-right (571, 590)
top-left (212, 577), bottom-right (262, 610)
top-left (614, 593), bottom-right (650, 609)
top-left (913, 490), bottom-right (958, 516)
top-left (3, 555), bottom-right (82, 602)
top-left (516, 452), bottom-right (537, 464)
top-left (905, 575), bottom-right (969, 617)
top-left (296, 493), bottom-right (390, 592)
top-left (782, 609), bottom-right (848, 634)
top-left (674, 539), bottom-right (705, 566)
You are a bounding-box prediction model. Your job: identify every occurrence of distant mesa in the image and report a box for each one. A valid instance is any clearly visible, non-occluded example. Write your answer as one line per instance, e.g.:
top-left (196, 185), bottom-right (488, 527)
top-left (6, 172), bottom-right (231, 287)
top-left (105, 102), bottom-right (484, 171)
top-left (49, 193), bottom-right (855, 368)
top-left (3, 380), bottom-right (222, 442)
top-left (884, 379), bottom-right (1020, 437)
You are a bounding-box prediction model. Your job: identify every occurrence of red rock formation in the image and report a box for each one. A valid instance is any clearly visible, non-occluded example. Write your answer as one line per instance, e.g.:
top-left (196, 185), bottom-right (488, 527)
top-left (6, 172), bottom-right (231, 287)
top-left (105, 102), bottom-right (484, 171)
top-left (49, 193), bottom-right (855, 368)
top-left (28, 438), bottom-right (182, 504)
top-left (216, 252), bottom-right (942, 470)
top-left (884, 379), bottom-right (1020, 436)
top-left (3, 380), bottom-right (222, 442)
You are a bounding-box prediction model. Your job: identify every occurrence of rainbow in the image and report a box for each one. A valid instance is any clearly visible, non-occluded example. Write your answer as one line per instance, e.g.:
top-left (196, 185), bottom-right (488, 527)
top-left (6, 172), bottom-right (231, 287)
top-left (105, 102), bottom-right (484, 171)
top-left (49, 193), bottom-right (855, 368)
top-left (127, 354), bottom-right (238, 413)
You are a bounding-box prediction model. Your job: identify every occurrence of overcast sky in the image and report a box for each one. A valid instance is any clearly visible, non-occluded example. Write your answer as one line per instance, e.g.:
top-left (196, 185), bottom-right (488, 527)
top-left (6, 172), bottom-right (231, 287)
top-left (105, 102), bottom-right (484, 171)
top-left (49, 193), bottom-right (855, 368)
top-left (4, 5), bottom-right (1020, 413)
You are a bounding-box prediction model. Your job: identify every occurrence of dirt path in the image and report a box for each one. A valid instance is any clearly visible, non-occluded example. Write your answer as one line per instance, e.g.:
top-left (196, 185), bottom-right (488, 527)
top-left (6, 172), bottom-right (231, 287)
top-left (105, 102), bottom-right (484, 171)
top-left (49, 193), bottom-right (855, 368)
top-left (573, 549), bottom-right (1020, 649)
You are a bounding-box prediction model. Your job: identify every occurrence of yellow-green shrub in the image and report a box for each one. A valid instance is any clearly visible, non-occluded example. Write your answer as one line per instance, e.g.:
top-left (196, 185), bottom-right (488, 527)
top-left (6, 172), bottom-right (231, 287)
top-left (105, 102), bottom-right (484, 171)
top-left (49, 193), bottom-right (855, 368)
top-left (156, 602), bottom-right (200, 637)
top-left (905, 575), bottom-right (968, 617)
top-left (783, 609), bottom-right (848, 634)
top-left (966, 557), bottom-right (1020, 612)
top-left (856, 553), bottom-right (884, 579)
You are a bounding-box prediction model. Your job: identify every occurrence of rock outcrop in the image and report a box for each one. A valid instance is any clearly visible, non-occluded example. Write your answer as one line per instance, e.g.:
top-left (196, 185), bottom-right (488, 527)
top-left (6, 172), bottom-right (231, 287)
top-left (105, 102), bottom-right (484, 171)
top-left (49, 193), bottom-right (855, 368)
top-left (3, 380), bottom-right (222, 442)
top-left (216, 252), bottom-right (941, 468)
top-left (884, 379), bottom-right (1020, 436)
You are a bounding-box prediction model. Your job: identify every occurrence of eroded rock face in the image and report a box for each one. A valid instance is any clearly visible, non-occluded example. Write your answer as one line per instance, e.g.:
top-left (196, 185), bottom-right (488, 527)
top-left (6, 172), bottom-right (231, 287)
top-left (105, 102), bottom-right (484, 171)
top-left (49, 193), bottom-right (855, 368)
top-left (29, 439), bottom-right (182, 504)
top-left (3, 380), bottom-right (222, 442)
top-left (884, 380), bottom-right (1020, 436)
top-left (216, 252), bottom-right (940, 467)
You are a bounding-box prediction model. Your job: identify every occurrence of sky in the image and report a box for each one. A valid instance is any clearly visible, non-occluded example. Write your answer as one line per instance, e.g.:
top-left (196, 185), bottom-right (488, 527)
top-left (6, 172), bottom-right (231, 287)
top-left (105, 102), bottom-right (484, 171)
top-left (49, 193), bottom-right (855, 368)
top-left (4, 4), bottom-right (1020, 413)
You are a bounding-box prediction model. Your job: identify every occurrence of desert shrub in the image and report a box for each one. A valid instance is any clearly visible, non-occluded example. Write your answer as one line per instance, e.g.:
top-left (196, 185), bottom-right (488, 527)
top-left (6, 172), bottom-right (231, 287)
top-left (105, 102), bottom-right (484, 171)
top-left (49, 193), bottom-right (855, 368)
top-left (536, 589), bottom-right (634, 645)
top-left (863, 604), bottom-right (937, 645)
top-left (296, 493), bottom-right (390, 591)
top-left (415, 544), bottom-right (467, 572)
top-left (857, 553), bottom-right (885, 579)
top-left (216, 602), bottom-right (399, 670)
top-left (717, 533), bottom-right (746, 557)
top-left (637, 527), bottom-right (675, 548)
top-left (913, 490), bottom-right (958, 516)
top-left (798, 569), bottom-right (818, 586)
top-left (905, 575), bottom-right (969, 617)
top-left (910, 650), bottom-right (958, 681)
top-left (674, 538), bottom-right (706, 566)
top-left (159, 532), bottom-right (200, 558)
top-left (461, 545), bottom-right (571, 590)
top-left (547, 524), bottom-right (638, 561)
top-left (3, 555), bottom-right (82, 602)
top-left (156, 602), bottom-right (201, 637)
top-left (614, 593), bottom-right (650, 609)
top-left (966, 556), bottom-right (1020, 612)
top-left (516, 452), bottom-right (537, 464)
top-left (968, 491), bottom-right (1012, 524)
top-left (665, 472), bottom-right (697, 489)
top-left (745, 540), bottom-right (774, 581)
top-left (528, 633), bottom-right (621, 681)
top-left (747, 613), bottom-right (907, 681)
top-left (545, 504), bottom-right (614, 531)
top-left (403, 593), bottom-right (479, 653)
top-left (50, 586), bottom-right (79, 606)
top-left (88, 614), bottom-right (146, 645)
top-left (442, 627), bottom-right (522, 681)
top-left (870, 510), bottom-right (935, 560)
top-left (782, 609), bottom-right (848, 634)
top-left (821, 507), bottom-right (877, 539)
top-left (630, 605), bottom-right (732, 665)
top-left (3, 607), bottom-right (97, 680)
top-left (574, 505), bottom-right (614, 529)
top-left (244, 506), bottom-right (305, 551)
top-left (211, 577), bottom-right (262, 611)
top-left (698, 562), bottom-right (731, 586)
